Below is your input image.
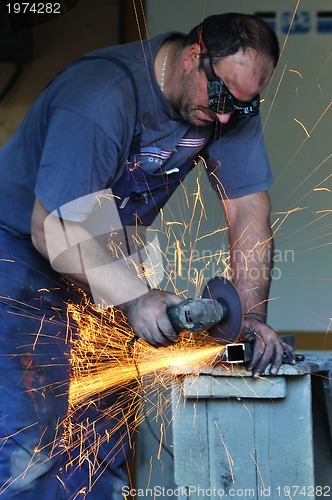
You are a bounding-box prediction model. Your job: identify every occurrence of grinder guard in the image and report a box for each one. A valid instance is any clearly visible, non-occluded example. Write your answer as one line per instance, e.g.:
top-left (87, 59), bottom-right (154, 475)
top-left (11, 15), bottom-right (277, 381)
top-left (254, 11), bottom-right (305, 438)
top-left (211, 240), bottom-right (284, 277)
top-left (201, 277), bottom-right (243, 344)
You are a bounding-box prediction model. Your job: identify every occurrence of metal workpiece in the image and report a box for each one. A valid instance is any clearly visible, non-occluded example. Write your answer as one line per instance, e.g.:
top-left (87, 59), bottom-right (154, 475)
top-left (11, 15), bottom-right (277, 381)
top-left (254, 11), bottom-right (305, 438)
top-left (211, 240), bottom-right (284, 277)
top-left (218, 336), bottom-right (304, 364)
top-left (222, 342), bottom-right (253, 363)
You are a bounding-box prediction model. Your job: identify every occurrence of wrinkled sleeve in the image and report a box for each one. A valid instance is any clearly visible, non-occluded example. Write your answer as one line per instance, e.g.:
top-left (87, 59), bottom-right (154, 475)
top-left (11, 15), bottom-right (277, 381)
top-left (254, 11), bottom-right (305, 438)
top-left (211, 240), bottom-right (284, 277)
top-left (205, 115), bottom-right (274, 200)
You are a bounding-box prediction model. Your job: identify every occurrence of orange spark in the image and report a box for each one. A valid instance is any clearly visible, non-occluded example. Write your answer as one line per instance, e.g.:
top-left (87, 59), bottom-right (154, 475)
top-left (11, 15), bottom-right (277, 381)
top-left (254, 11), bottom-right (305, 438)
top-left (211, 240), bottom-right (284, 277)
top-left (293, 118), bottom-right (311, 138)
top-left (250, 452), bottom-right (266, 490)
top-left (214, 421), bottom-right (235, 482)
top-left (289, 69), bottom-right (303, 78)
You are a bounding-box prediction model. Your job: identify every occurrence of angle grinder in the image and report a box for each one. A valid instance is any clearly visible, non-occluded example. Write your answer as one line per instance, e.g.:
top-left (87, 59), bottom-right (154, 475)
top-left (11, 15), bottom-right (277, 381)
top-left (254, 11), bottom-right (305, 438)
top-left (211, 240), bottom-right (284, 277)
top-left (167, 277), bottom-right (243, 344)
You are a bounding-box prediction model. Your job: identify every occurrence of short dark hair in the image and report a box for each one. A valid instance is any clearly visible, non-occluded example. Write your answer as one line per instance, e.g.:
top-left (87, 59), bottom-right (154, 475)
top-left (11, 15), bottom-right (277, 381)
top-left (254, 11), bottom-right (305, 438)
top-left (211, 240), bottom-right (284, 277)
top-left (183, 13), bottom-right (279, 67)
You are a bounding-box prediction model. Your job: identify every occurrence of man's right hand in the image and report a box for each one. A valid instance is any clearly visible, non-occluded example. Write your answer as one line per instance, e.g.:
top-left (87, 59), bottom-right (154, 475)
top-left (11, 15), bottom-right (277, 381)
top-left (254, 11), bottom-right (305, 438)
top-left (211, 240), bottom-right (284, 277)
top-left (119, 289), bottom-right (183, 347)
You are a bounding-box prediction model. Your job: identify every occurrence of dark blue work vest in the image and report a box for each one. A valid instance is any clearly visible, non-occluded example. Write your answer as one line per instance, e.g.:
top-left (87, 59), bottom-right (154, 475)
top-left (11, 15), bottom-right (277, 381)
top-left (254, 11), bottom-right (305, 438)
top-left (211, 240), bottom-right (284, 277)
top-left (112, 156), bottom-right (196, 227)
top-left (83, 55), bottom-right (200, 228)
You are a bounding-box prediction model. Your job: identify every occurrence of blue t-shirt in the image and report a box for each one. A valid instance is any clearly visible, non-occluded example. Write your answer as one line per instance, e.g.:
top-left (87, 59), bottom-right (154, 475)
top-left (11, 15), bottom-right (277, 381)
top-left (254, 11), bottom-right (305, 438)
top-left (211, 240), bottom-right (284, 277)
top-left (0, 33), bottom-right (273, 235)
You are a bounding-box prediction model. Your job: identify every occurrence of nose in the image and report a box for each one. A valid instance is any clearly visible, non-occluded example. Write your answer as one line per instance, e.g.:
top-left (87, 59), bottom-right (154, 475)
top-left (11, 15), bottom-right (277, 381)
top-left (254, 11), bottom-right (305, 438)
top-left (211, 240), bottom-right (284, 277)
top-left (216, 111), bottom-right (233, 124)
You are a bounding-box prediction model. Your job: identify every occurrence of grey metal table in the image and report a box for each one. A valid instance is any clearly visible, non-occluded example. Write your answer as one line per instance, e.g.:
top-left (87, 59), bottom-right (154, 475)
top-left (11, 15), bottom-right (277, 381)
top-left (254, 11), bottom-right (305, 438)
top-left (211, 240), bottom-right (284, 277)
top-left (171, 355), bottom-right (332, 499)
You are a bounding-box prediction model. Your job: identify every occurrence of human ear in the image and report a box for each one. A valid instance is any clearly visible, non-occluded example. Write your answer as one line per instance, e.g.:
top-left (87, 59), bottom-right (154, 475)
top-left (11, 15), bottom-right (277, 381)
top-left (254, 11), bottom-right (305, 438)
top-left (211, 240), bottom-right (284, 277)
top-left (183, 43), bottom-right (200, 71)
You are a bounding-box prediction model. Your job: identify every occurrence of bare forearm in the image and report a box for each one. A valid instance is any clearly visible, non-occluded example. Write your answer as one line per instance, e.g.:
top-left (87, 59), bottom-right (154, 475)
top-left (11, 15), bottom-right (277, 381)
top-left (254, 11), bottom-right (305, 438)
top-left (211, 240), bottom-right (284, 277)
top-left (230, 224), bottom-right (273, 320)
top-left (223, 192), bottom-right (295, 376)
top-left (225, 191), bottom-right (273, 320)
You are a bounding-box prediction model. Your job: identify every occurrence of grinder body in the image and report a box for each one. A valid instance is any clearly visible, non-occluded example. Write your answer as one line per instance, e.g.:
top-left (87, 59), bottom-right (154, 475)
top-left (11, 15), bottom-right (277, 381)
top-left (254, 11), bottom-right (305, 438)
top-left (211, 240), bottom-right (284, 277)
top-left (167, 298), bottom-right (228, 334)
top-left (167, 277), bottom-right (243, 345)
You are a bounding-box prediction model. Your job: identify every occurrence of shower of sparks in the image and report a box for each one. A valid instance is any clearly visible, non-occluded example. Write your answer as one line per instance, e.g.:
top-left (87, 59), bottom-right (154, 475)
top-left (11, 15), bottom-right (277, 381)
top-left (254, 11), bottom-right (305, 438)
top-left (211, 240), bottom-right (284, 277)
top-left (61, 297), bottom-right (223, 481)
top-left (68, 301), bottom-right (222, 409)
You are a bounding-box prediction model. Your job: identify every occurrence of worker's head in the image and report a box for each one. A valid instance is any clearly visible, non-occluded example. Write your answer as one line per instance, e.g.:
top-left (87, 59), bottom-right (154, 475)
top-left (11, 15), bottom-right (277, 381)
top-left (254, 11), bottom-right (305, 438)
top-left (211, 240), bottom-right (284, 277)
top-left (185, 13), bottom-right (280, 70)
top-left (171, 13), bottom-right (279, 126)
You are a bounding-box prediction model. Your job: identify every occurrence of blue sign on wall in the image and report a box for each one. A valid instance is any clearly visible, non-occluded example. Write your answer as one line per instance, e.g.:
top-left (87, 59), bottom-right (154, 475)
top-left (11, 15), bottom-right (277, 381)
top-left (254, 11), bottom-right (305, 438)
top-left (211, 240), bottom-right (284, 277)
top-left (317, 11), bottom-right (332, 33)
top-left (256, 10), bottom-right (332, 35)
top-left (281, 11), bottom-right (311, 34)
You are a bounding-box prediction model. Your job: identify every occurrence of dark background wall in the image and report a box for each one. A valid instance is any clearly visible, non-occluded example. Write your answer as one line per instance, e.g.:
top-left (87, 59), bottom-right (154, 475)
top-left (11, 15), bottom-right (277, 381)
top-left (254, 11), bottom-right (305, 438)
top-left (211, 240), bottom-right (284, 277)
top-left (0, 0), bottom-right (146, 145)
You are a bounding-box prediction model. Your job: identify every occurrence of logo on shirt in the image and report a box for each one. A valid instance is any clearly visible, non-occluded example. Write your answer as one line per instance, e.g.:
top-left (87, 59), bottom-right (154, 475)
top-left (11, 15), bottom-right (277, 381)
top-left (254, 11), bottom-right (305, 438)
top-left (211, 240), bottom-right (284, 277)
top-left (139, 137), bottom-right (206, 165)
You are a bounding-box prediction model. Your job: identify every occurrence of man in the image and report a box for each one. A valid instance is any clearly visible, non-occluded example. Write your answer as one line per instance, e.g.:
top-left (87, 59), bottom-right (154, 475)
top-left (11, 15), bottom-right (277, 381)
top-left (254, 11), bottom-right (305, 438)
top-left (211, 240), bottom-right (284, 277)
top-left (0, 13), bottom-right (295, 498)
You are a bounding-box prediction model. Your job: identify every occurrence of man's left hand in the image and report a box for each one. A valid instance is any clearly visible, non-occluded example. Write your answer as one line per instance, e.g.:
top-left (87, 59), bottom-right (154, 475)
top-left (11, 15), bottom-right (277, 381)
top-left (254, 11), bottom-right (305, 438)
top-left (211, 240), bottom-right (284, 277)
top-left (242, 316), bottom-right (296, 378)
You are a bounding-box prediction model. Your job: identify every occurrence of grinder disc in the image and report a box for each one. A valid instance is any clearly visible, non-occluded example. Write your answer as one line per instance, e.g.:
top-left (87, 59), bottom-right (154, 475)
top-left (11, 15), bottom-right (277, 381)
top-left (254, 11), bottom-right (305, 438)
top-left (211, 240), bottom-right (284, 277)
top-left (202, 277), bottom-right (243, 344)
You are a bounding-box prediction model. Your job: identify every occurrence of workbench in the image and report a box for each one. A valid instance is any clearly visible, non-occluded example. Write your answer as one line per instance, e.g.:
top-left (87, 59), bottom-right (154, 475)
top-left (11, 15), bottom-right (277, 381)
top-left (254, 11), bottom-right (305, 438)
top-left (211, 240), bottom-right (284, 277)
top-left (171, 355), bottom-right (332, 499)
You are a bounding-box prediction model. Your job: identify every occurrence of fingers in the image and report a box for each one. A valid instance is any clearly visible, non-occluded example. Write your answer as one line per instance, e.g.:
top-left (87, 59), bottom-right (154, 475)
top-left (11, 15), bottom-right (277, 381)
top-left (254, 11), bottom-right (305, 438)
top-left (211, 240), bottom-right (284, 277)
top-left (244, 320), bottom-right (296, 378)
top-left (269, 340), bottom-right (286, 376)
top-left (248, 336), bottom-right (282, 378)
top-left (137, 315), bottom-right (179, 347)
top-left (137, 324), bottom-right (175, 348)
top-left (283, 342), bottom-right (296, 365)
top-left (121, 289), bottom-right (182, 347)
top-left (246, 331), bottom-right (280, 378)
top-left (156, 314), bottom-right (179, 342)
top-left (267, 341), bottom-right (295, 376)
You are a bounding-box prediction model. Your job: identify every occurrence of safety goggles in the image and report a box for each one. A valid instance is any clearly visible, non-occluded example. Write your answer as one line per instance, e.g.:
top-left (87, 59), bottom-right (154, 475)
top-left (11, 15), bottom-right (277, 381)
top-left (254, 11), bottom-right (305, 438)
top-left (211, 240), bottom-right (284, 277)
top-left (198, 31), bottom-right (260, 117)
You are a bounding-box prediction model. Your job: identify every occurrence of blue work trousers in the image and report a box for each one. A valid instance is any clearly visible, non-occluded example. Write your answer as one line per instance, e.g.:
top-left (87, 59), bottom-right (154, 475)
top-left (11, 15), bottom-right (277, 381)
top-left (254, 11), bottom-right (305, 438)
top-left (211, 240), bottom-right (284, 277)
top-left (0, 228), bottom-right (131, 499)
